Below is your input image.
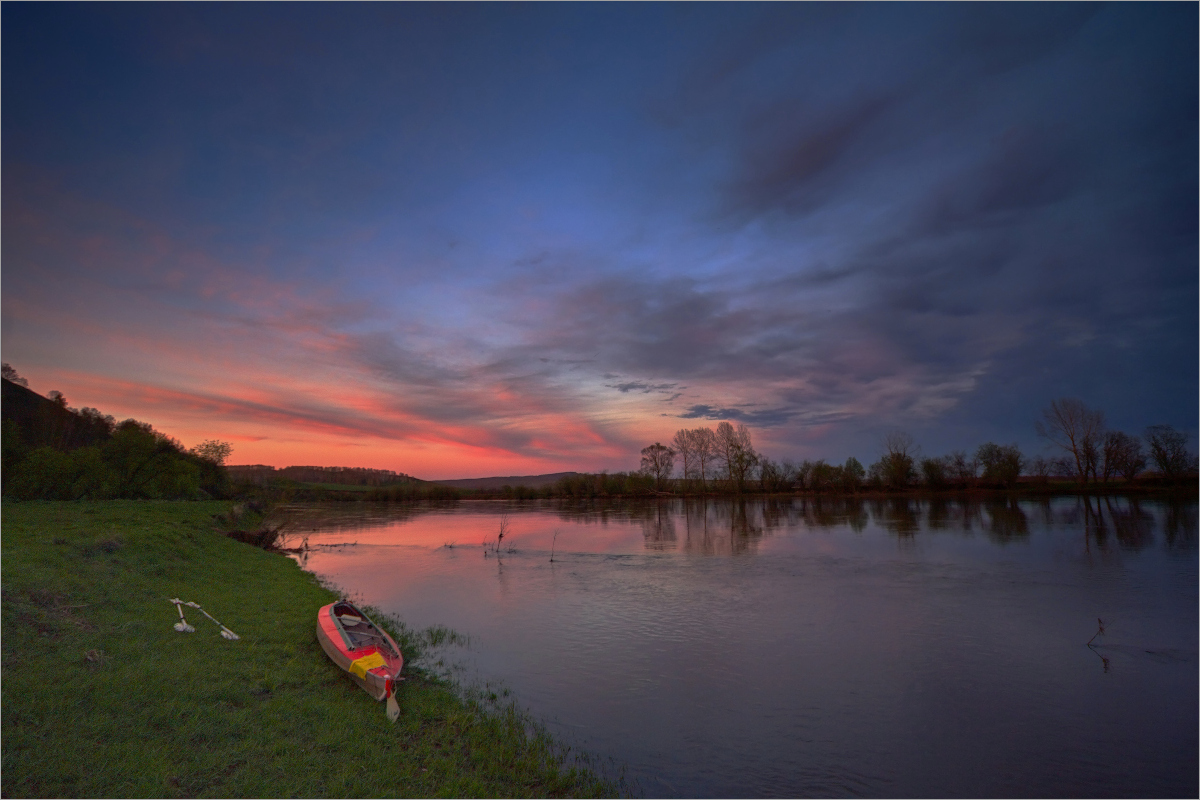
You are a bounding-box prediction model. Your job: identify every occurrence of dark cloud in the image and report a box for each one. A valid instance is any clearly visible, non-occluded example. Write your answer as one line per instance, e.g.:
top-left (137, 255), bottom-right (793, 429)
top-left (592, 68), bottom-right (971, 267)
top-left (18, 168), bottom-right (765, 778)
top-left (699, 3), bottom-right (1106, 227)
top-left (724, 92), bottom-right (902, 220)
top-left (607, 381), bottom-right (679, 394)
top-left (675, 405), bottom-right (797, 428)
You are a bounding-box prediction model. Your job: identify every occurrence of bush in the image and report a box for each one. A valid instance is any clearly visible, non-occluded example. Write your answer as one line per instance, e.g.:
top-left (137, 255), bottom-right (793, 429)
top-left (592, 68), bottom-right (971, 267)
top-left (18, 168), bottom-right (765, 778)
top-left (976, 443), bottom-right (1024, 488)
top-left (7, 447), bottom-right (78, 500)
top-left (921, 457), bottom-right (948, 488)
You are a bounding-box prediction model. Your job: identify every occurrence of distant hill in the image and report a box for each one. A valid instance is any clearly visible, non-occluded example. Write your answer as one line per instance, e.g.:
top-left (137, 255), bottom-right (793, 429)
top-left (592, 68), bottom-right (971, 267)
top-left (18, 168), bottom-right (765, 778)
top-left (431, 472), bottom-right (580, 490)
top-left (223, 464), bottom-right (579, 492)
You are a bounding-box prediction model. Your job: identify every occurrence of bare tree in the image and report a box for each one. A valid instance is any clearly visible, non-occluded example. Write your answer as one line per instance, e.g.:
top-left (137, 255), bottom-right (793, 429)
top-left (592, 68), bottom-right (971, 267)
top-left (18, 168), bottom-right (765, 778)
top-left (715, 421), bottom-right (757, 490)
top-left (1100, 431), bottom-right (1144, 483)
top-left (672, 429), bottom-right (695, 483)
top-left (1145, 425), bottom-right (1191, 481)
top-left (1036, 398), bottom-right (1105, 484)
top-left (691, 427), bottom-right (717, 487)
top-left (639, 442), bottom-right (676, 490)
top-left (1029, 456), bottom-right (1052, 482)
top-left (877, 431), bottom-right (918, 489)
top-left (947, 450), bottom-right (977, 485)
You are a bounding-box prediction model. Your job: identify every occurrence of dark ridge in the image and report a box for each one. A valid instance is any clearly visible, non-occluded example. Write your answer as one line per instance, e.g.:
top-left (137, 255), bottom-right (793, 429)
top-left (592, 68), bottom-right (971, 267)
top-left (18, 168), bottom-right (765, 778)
top-left (432, 472), bottom-right (581, 490)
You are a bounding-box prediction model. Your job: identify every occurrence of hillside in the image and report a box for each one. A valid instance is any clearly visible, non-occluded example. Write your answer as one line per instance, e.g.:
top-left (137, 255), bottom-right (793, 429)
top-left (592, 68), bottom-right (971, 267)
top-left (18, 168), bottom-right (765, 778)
top-left (431, 472), bottom-right (580, 490)
top-left (1, 376), bottom-right (229, 500)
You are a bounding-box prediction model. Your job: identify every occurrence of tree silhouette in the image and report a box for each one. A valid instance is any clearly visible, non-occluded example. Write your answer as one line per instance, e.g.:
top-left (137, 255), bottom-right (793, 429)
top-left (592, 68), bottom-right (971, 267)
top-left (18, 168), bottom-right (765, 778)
top-left (1036, 398), bottom-right (1104, 484)
top-left (639, 442), bottom-right (676, 490)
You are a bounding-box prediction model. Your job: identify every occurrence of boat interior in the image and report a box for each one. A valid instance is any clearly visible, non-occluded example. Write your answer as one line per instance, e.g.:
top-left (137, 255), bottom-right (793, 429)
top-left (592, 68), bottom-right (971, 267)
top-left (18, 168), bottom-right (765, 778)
top-left (333, 602), bottom-right (400, 657)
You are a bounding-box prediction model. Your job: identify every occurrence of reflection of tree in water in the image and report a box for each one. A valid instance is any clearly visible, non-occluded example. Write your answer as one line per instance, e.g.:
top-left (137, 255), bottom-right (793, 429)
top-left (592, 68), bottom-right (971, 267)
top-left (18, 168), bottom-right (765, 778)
top-left (760, 498), bottom-right (806, 530)
top-left (984, 499), bottom-right (1029, 543)
top-left (727, 499), bottom-right (764, 555)
top-left (924, 498), bottom-right (983, 533)
top-left (870, 498), bottom-right (920, 537)
top-left (845, 500), bottom-right (868, 532)
top-left (1104, 497), bottom-right (1155, 551)
top-left (681, 499), bottom-right (720, 556)
top-left (639, 501), bottom-right (677, 550)
top-left (675, 499), bottom-right (768, 555)
top-left (1163, 500), bottom-right (1197, 551)
top-left (1031, 497), bottom-right (1055, 527)
top-left (926, 498), bottom-right (953, 530)
top-left (552, 498), bottom-right (626, 526)
top-left (1079, 496), bottom-right (1109, 550)
top-left (800, 497), bottom-right (868, 532)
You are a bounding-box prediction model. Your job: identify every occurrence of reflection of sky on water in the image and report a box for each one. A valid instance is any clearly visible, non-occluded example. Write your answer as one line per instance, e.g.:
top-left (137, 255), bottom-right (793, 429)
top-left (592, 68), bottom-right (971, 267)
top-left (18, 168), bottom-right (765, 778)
top-left (285, 497), bottom-right (1197, 798)
top-left (281, 495), bottom-right (1197, 555)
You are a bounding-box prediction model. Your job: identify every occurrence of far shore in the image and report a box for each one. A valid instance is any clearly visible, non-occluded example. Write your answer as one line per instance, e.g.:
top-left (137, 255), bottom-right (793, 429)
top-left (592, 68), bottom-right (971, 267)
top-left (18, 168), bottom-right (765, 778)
top-left (228, 472), bottom-right (1198, 504)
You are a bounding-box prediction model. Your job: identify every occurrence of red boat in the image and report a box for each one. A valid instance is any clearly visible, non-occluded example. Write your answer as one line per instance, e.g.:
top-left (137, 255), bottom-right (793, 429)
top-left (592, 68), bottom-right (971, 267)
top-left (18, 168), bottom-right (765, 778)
top-left (316, 600), bottom-right (404, 721)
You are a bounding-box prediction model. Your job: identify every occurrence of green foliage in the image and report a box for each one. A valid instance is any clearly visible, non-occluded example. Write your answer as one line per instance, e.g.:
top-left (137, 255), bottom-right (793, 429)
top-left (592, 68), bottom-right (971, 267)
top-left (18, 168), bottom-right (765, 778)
top-left (841, 457), bottom-right (865, 492)
top-left (364, 482), bottom-right (462, 504)
top-left (189, 439), bottom-right (233, 466)
top-left (2, 380), bottom-right (230, 500)
top-left (871, 452), bottom-right (916, 489)
top-left (0, 501), bottom-right (617, 798)
top-left (870, 432), bottom-right (918, 490)
top-left (3, 422), bottom-right (229, 501)
top-left (3, 418), bottom-right (28, 472)
top-left (920, 456), bottom-right (948, 488)
top-left (976, 443), bottom-right (1024, 487)
top-left (550, 471), bottom-right (655, 498)
top-left (6, 447), bottom-right (79, 500)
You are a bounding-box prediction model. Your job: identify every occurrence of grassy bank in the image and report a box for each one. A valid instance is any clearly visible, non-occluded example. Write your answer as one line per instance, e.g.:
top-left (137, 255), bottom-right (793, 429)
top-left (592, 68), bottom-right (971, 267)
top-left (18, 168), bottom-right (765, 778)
top-left (0, 500), bottom-right (616, 798)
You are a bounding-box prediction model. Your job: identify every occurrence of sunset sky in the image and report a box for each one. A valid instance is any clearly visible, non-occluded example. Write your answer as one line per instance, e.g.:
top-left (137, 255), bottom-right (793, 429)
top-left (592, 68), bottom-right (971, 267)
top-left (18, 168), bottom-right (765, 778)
top-left (3, 3), bottom-right (1196, 479)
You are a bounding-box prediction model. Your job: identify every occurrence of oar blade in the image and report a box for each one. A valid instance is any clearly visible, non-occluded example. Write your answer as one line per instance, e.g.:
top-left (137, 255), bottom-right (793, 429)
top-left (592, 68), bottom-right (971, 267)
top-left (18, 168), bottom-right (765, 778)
top-left (385, 678), bottom-right (400, 722)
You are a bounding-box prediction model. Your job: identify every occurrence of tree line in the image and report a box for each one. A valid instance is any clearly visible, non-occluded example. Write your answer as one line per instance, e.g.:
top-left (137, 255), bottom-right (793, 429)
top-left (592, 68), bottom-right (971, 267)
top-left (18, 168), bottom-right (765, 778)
top-left (226, 464), bottom-right (416, 486)
top-left (2, 365), bottom-right (232, 500)
top-left (635, 400), bottom-right (1196, 495)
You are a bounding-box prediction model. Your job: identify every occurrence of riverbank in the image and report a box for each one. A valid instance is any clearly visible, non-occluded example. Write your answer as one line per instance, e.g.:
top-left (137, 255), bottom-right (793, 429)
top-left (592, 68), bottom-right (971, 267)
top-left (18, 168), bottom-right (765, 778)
top-left (244, 476), bottom-right (1198, 504)
top-left (0, 500), bottom-right (617, 798)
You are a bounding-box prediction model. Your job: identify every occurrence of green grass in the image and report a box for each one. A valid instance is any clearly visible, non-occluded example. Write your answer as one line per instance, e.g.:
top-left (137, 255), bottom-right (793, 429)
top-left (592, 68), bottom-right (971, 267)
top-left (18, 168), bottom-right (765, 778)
top-left (0, 500), bottom-right (618, 798)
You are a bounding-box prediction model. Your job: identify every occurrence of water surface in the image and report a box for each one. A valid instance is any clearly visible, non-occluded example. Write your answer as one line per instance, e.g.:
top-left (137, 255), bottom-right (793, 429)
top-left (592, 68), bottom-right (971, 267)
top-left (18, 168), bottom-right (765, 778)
top-left (283, 496), bottom-right (1197, 798)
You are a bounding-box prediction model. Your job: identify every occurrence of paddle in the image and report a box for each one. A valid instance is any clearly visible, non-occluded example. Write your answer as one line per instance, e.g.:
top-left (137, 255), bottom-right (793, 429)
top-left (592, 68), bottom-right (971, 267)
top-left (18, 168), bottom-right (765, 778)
top-left (386, 677), bottom-right (400, 722)
top-left (169, 598), bottom-right (238, 639)
top-left (170, 598), bottom-right (195, 632)
top-left (184, 600), bottom-right (240, 640)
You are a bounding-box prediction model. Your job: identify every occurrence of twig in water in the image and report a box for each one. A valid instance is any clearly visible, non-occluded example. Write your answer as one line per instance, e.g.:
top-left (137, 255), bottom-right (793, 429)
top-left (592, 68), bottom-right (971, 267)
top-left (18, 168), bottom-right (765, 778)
top-left (550, 528), bottom-right (560, 562)
top-left (1087, 617), bottom-right (1111, 672)
top-left (496, 512), bottom-right (509, 554)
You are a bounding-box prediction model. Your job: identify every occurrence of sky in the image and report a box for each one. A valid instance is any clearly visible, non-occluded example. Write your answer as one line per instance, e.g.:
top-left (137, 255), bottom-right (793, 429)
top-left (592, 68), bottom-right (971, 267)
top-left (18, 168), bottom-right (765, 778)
top-left (2, 3), bottom-right (1196, 480)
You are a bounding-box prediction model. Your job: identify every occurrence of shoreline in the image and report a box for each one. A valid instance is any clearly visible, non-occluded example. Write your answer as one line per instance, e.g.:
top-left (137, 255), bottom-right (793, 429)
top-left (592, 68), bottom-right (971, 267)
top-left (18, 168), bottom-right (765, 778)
top-left (0, 500), bottom-right (620, 798)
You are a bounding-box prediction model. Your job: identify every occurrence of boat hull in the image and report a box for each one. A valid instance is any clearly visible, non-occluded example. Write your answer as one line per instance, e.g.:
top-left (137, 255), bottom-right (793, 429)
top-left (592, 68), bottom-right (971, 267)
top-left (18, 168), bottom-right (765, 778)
top-left (316, 601), bottom-right (404, 701)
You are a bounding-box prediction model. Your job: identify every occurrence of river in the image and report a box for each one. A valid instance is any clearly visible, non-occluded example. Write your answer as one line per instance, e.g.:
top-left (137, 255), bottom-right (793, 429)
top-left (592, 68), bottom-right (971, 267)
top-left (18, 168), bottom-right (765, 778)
top-left (281, 495), bottom-right (1197, 798)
